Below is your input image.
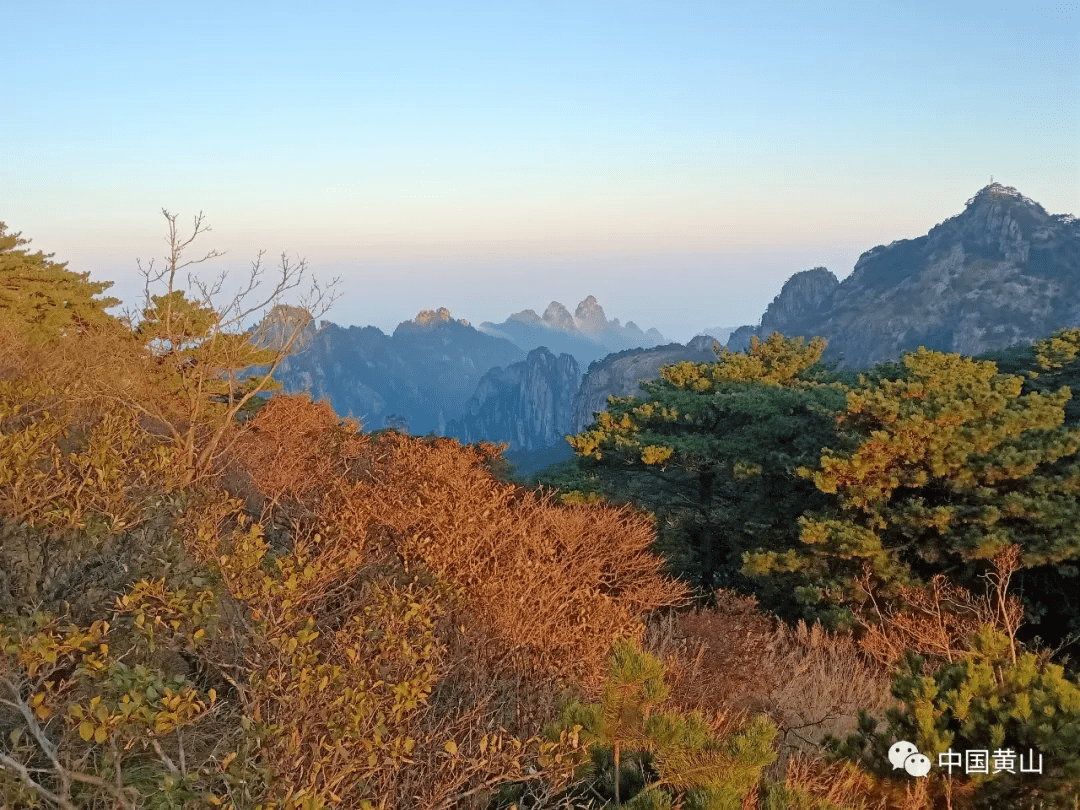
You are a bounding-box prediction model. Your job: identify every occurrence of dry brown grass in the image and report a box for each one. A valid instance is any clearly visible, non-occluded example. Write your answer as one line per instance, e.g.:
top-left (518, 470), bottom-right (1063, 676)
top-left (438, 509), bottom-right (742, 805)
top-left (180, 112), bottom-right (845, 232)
top-left (855, 547), bottom-right (1025, 670)
top-left (648, 590), bottom-right (895, 755)
top-left (778, 750), bottom-right (978, 810)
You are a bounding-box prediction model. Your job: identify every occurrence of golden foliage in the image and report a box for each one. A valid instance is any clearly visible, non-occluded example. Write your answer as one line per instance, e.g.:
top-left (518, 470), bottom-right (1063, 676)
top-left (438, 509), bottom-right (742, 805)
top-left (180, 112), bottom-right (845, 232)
top-left (779, 749), bottom-right (976, 810)
top-left (181, 396), bottom-right (685, 808)
top-left (235, 397), bottom-right (689, 689)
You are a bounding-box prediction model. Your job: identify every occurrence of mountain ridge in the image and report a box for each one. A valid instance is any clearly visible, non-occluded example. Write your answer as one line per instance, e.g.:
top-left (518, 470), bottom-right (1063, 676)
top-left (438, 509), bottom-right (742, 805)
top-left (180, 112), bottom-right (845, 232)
top-left (479, 295), bottom-right (666, 366)
top-left (728, 183), bottom-right (1080, 366)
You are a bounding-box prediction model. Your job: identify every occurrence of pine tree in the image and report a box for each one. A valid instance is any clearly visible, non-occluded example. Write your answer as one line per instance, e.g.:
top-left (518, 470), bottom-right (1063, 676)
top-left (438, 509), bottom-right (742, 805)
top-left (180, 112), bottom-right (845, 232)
top-left (746, 347), bottom-right (1080, 629)
top-left (560, 333), bottom-right (847, 606)
top-left (553, 638), bottom-right (777, 808)
top-left (0, 222), bottom-right (121, 340)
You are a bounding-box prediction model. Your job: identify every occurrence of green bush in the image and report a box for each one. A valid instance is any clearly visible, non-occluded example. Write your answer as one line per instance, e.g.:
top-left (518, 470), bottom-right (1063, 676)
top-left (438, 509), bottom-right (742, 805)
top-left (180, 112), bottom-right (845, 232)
top-left (828, 624), bottom-right (1080, 808)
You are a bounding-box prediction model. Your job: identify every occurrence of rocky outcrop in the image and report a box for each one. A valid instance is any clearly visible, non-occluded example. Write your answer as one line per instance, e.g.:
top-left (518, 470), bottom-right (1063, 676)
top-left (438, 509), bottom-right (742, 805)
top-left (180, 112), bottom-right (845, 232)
top-left (480, 296), bottom-right (666, 366)
top-left (542, 301), bottom-right (577, 332)
top-left (696, 325), bottom-right (739, 346)
top-left (446, 348), bottom-right (580, 451)
top-left (727, 268), bottom-right (839, 352)
top-left (269, 309), bottom-right (524, 434)
top-left (759, 268), bottom-right (839, 334)
top-left (727, 184), bottom-right (1080, 366)
top-left (572, 342), bottom-right (720, 433)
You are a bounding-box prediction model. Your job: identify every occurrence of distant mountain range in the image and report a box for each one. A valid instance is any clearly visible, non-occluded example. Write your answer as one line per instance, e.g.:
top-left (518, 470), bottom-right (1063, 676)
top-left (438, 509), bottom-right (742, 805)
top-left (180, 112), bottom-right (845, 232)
top-left (266, 183), bottom-right (1079, 467)
top-left (269, 307), bottom-right (524, 435)
top-left (478, 295), bottom-right (666, 367)
top-left (267, 297), bottom-right (676, 441)
top-left (728, 183), bottom-right (1080, 366)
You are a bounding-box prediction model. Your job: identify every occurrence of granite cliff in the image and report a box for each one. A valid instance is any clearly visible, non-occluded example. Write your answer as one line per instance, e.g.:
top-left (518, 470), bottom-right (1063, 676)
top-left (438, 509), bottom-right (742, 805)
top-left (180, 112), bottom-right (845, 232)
top-left (728, 184), bottom-right (1080, 367)
top-left (446, 347), bottom-right (580, 452)
top-left (572, 337), bottom-right (720, 433)
top-left (269, 307), bottom-right (524, 434)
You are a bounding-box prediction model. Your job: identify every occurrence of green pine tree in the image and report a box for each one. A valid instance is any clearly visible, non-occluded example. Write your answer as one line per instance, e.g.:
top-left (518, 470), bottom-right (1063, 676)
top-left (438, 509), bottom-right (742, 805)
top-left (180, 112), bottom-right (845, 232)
top-left (746, 347), bottom-right (1080, 629)
top-left (551, 638), bottom-right (777, 808)
top-left (558, 334), bottom-right (847, 606)
top-left (0, 222), bottom-right (121, 340)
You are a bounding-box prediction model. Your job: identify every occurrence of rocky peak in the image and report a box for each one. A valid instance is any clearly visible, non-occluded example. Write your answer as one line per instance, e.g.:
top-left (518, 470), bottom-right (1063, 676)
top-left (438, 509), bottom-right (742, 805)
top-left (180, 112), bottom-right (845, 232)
top-left (412, 307), bottom-right (454, 326)
top-left (446, 347), bottom-right (581, 452)
top-left (509, 309), bottom-right (542, 325)
top-left (758, 267), bottom-right (839, 334)
top-left (687, 334), bottom-right (721, 353)
top-left (925, 182), bottom-right (1056, 264)
top-left (253, 304), bottom-right (315, 351)
top-left (573, 295), bottom-right (607, 334)
top-left (727, 184), bottom-right (1080, 367)
top-left (542, 301), bottom-right (576, 332)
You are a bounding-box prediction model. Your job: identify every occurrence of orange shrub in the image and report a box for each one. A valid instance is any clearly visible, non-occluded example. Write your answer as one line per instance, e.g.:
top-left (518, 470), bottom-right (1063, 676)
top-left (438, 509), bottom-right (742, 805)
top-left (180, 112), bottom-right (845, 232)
top-left (333, 432), bottom-right (690, 689)
top-left (218, 395), bottom-right (687, 807)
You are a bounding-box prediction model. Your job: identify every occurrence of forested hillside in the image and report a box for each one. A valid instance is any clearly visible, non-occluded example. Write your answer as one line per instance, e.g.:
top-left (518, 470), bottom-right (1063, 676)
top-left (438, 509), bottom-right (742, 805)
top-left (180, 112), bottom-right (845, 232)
top-left (3, 218), bottom-right (1080, 809)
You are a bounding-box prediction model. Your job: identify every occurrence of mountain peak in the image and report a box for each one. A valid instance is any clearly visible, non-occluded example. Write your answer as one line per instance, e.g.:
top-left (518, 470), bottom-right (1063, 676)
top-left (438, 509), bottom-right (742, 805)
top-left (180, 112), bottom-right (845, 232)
top-left (923, 182), bottom-right (1061, 265)
top-left (413, 307), bottom-right (453, 325)
top-left (574, 295), bottom-right (607, 333)
top-left (758, 267), bottom-right (839, 334)
top-left (403, 307), bottom-right (471, 330)
top-left (965, 181), bottom-right (1046, 212)
top-left (728, 184), bottom-right (1080, 367)
top-left (542, 301), bottom-right (576, 331)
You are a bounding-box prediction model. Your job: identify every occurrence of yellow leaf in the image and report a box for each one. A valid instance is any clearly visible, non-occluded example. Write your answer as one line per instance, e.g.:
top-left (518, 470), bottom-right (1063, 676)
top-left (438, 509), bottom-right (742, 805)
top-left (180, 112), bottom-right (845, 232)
top-left (94, 725), bottom-right (108, 744)
top-left (444, 740), bottom-right (458, 756)
top-left (79, 721), bottom-right (95, 742)
top-left (208, 688), bottom-right (217, 704)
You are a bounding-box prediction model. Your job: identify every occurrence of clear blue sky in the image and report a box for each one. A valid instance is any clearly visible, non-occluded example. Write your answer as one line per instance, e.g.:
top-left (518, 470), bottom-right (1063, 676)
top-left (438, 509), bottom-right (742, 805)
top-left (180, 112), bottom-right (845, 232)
top-left (4, 1), bottom-right (1077, 342)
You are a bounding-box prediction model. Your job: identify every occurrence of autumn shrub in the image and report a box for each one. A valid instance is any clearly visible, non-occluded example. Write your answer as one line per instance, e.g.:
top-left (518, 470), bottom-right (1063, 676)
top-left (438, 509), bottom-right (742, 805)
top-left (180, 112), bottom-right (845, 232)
top-left (647, 591), bottom-right (894, 759)
top-left (0, 323), bottom-right (193, 621)
top-left (180, 396), bottom-right (685, 808)
top-left (234, 400), bottom-right (688, 692)
top-left (0, 581), bottom-right (243, 810)
top-left (334, 433), bottom-right (690, 689)
top-left (224, 392), bottom-right (370, 521)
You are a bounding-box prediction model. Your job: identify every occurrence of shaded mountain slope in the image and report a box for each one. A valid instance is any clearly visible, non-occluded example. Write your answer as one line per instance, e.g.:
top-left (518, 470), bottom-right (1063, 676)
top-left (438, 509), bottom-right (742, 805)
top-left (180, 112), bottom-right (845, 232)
top-left (729, 184), bottom-right (1080, 367)
top-left (270, 307), bottom-right (524, 434)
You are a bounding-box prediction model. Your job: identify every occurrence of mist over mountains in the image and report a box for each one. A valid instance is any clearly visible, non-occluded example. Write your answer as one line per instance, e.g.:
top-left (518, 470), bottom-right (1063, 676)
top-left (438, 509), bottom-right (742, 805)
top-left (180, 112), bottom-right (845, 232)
top-left (268, 296), bottom-right (670, 440)
top-left (267, 183), bottom-right (1079, 463)
top-left (269, 307), bottom-right (524, 436)
top-left (478, 294), bottom-right (667, 367)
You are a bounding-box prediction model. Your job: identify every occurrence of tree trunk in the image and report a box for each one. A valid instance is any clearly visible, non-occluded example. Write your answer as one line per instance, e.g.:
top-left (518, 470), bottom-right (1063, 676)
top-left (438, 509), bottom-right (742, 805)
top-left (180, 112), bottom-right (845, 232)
top-left (613, 739), bottom-right (621, 805)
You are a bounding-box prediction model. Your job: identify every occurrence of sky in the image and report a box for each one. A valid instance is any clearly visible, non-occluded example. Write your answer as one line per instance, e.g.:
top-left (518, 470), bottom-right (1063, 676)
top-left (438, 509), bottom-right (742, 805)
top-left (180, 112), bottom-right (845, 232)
top-left (4, 1), bottom-right (1078, 343)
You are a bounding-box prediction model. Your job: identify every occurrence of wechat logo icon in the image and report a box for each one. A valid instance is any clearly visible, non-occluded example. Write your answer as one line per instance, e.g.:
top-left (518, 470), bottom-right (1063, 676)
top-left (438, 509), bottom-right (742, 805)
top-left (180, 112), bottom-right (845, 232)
top-left (888, 741), bottom-right (931, 777)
